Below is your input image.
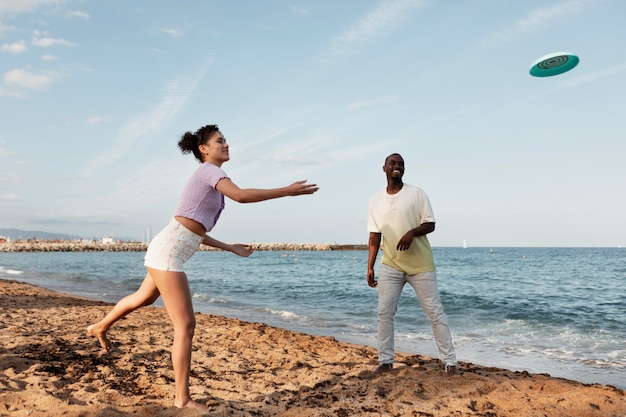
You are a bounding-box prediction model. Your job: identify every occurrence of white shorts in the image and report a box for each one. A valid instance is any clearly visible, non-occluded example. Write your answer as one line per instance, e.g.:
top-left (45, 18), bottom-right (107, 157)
top-left (144, 218), bottom-right (203, 272)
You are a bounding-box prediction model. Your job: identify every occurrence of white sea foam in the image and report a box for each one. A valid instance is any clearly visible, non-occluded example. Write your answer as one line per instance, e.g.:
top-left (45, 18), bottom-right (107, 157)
top-left (192, 293), bottom-right (228, 304)
top-left (0, 266), bottom-right (24, 275)
top-left (260, 308), bottom-right (301, 319)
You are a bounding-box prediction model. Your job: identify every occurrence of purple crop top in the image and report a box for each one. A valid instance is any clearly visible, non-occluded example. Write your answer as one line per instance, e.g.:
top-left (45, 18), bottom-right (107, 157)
top-left (174, 162), bottom-right (228, 232)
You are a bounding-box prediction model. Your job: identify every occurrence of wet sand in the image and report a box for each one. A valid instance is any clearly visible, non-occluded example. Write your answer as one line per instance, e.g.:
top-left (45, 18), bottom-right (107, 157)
top-left (1, 279), bottom-right (624, 416)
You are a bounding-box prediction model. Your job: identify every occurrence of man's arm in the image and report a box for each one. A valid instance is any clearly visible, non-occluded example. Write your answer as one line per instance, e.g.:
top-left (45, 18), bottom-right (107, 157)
top-left (367, 232), bottom-right (382, 288)
top-left (396, 222), bottom-right (435, 251)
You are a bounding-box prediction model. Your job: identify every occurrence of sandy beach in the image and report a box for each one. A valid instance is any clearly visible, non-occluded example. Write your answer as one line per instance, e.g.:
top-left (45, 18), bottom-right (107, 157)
top-left (1, 279), bottom-right (624, 417)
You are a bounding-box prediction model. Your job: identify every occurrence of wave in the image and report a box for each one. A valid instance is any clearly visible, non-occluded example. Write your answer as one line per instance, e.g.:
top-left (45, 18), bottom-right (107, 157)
top-left (0, 266), bottom-right (24, 275)
top-left (259, 308), bottom-right (302, 319)
top-left (192, 293), bottom-right (228, 304)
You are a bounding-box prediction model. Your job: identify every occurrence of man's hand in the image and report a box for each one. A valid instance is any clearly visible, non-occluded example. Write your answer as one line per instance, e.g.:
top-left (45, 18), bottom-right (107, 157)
top-left (396, 231), bottom-right (415, 251)
top-left (367, 269), bottom-right (378, 288)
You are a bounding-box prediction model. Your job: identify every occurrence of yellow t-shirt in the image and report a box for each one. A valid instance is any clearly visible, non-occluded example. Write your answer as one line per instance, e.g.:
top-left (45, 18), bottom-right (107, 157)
top-left (367, 184), bottom-right (436, 275)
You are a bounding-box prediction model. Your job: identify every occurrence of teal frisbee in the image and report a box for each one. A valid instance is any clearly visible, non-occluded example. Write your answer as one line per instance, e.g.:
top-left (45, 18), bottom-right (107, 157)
top-left (530, 52), bottom-right (579, 77)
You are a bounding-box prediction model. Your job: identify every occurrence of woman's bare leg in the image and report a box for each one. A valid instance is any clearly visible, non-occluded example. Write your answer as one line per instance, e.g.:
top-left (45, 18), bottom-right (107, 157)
top-left (87, 272), bottom-right (160, 351)
top-left (147, 267), bottom-right (208, 411)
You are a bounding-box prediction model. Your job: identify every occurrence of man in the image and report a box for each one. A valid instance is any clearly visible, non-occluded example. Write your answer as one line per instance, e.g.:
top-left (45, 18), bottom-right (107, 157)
top-left (367, 153), bottom-right (458, 375)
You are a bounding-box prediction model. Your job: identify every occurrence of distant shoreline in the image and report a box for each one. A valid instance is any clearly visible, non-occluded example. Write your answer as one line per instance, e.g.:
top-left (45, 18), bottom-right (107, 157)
top-left (0, 241), bottom-right (367, 252)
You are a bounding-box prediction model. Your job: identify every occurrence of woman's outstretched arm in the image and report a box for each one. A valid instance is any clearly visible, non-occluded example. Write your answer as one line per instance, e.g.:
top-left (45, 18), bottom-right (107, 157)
top-left (216, 178), bottom-right (318, 203)
top-left (201, 234), bottom-right (254, 257)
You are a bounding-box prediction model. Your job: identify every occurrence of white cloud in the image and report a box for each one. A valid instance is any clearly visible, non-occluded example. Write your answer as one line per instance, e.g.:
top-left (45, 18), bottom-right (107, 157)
top-left (160, 28), bottom-right (183, 37)
top-left (561, 62), bottom-right (626, 86)
top-left (0, 88), bottom-right (23, 98)
top-left (79, 61), bottom-right (213, 177)
top-left (482, 0), bottom-right (592, 46)
top-left (323, 0), bottom-right (426, 61)
top-left (3, 68), bottom-right (57, 89)
top-left (1, 194), bottom-right (21, 200)
top-left (348, 94), bottom-right (399, 110)
top-left (0, 146), bottom-right (16, 156)
top-left (0, 22), bottom-right (15, 35)
top-left (1, 41), bottom-right (27, 53)
top-left (41, 54), bottom-right (58, 60)
top-left (0, 0), bottom-right (60, 16)
top-left (32, 29), bottom-right (74, 47)
top-left (522, 62), bottom-right (626, 104)
top-left (291, 6), bottom-right (311, 16)
top-left (65, 10), bottom-right (90, 20)
top-left (87, 115), bottom-right (111, 124)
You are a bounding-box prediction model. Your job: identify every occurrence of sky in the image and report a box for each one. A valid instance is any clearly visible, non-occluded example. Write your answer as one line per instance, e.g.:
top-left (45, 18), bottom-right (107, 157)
top-left (1, 0), bottom-right (625, 247)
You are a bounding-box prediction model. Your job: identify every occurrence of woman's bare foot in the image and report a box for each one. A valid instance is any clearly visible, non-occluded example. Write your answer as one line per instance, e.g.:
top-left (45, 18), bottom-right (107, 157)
top-left (176, 399), bottom-right (210, 413)
top-left (87, 324), bottom-right (111, 351)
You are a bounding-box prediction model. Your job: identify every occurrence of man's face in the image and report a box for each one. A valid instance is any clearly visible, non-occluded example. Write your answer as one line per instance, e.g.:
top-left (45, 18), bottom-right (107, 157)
top-left (383, 154), bottom-right (405, 179)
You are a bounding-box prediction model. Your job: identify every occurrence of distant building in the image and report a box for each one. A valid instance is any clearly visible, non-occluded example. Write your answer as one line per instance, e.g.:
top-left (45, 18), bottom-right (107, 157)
top-left (102, 236), bottom-right (114, 244)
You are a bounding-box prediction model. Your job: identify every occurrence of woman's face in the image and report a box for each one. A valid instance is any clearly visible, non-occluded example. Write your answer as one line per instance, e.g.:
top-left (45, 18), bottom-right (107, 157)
top-left (201, 131), bottom-right (230, 166)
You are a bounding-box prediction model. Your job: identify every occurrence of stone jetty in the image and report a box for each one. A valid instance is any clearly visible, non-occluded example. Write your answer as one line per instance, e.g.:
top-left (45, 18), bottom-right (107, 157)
top-left (0, 241), bottom-right (366, 253)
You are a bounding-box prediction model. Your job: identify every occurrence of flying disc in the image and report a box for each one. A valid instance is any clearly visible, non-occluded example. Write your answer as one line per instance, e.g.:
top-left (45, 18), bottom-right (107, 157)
top-left (529, 52), bottom-right (579, 77)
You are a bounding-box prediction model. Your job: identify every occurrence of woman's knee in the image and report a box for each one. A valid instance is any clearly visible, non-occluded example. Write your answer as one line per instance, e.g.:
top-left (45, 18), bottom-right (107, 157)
top-left (181, 316), bottom-right (197, 335)
top-left (173, 320), bottom-right (196, 341)
top-left (142, 292), bottom-right (160, 306)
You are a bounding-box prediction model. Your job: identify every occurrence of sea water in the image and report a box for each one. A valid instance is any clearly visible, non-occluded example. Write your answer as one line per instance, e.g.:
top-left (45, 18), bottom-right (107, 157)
top-left (1, 247), bottom-right (624, 389)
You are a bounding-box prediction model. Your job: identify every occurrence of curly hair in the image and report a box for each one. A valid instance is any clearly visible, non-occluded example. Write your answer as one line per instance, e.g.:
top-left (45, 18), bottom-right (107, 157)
top-left (177, 124), bottom-right (220, 163)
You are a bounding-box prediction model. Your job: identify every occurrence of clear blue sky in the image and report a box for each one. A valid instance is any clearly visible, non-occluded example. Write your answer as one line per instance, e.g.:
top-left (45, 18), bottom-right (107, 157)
top-left (1, 0), bottom-right (625, 247)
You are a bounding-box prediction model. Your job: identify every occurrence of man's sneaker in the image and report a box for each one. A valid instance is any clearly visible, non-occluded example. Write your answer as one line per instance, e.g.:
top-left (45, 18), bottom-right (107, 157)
top-left (374, 363), bottom-right (394, 374)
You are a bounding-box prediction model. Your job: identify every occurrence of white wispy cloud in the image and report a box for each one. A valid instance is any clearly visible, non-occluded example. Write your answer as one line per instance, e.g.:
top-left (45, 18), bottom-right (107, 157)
top-left (322, 0), bottom-right (426, 62)
top-left (1, 41), bottom-right (27, 53)
top-left (0, 146), bottom-right (16, 156)
top-left (348, 94), bottom-right (399, 110)
top-left (0, 0), bottom-right (60, 16)
top-left (65, 10), bottom-right (90, 20)
top-left (1, 194), bottom-right (21, 200)
top-left (0, 22), bottom-right (16, 35)
top-left (87, 115), bottom-right (112, 125)
top-left (103, 159), bottom-right (186, 213)
top-left (561, 62), bottom-right (626, 87)
top-left (0, 88), bottom-right (23, 98)
top-left (41, 54), bottom-right (58, 60)
top-left (3, 68), bottom-right (57, 89)
top-left (160, 28), bottom-right (183, 37)
top-left (522, 63), bottom-right (626, 104)
top-left (32, 29), bottom-right (75, 47)
top-left (291, 6), bottom-right (311, 16)
top-left (80, 61), bottom-right (213, 177)
top-left (482, 0), bottom-right (592, 46)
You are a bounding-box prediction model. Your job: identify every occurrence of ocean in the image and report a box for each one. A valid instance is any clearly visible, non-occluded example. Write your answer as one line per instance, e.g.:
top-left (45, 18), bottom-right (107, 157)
top-left (1, 247), bottom-right (624, 389)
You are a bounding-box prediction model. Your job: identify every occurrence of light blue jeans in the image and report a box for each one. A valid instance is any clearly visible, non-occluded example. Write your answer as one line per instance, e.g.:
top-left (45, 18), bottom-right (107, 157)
top-left (377, 263), bottom-right (457, 367)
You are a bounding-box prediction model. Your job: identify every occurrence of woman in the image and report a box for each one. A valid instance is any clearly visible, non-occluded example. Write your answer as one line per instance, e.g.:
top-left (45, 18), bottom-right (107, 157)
top-left (87, 124), bottom-right (318, 411)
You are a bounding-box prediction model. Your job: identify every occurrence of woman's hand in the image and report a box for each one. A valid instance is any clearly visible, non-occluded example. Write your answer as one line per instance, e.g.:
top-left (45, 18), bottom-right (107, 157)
top-left (285, 180), bottom-right (319, 196)
top-left (230, 244), bottom-right (254, 257)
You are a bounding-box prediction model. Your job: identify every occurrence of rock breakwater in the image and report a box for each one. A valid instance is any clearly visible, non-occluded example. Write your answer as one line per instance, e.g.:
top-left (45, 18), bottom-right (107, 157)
top-left (0, 241), bottom-right (366, 252)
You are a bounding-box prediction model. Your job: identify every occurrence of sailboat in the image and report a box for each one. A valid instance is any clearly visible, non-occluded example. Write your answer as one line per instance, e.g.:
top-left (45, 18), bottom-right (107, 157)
top-left (462, 238), bottom-right (467, 249)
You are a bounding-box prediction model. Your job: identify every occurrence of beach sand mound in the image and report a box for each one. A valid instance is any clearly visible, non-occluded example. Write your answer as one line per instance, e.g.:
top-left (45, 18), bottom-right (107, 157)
top-left (1, 279), bottom-right (624, 416)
